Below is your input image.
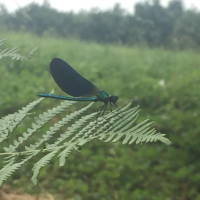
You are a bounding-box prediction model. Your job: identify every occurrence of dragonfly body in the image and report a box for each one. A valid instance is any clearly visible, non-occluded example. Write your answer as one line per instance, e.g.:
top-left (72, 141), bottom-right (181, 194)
top-left (38, 58), bottom-right (119, 115)
top-left (39, 91), bottom-right (118, 103)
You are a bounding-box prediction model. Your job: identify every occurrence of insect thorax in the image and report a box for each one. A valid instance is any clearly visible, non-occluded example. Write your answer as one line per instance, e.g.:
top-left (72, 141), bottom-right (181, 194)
top-left (98, 91), bottom-right (110, 99)
top-left (97, 91), bottom-right (118, 104)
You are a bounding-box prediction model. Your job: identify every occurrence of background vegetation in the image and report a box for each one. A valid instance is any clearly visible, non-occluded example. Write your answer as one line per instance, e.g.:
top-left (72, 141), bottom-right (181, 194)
top-left (0, 0), bottom-right (200, 199)
top-left (1, 0), bottom-right (200, 49)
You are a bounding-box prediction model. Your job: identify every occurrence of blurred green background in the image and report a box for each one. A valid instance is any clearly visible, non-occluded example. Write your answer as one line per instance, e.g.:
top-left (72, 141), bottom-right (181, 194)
top-left (0, 1), bottom-right (200, 199)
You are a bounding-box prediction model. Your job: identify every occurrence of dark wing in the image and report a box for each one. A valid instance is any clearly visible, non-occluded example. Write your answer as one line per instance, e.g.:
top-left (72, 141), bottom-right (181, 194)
top-left (50, 58), bottom-right (100, 97)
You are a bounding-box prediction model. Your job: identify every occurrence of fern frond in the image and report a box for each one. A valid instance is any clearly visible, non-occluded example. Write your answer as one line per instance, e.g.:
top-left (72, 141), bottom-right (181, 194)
top-left (25, 100), bottom-right (79, 151)
top-left (58, 143), bottom-right (77, 167)
top-left (27, 47), bottom-right (38, 59)
top-left (0, 98), bottom-right (43, 143)
top-left (0, 38), bottom-right (37, 60)
top-left (4, 100), bottom-right (77, 153)
top-left (56, 103), bottom-right (171, 168)
top-left (0, 153), bottom-right (36, 187)
top-left (0, 99), bottom-right (171, 187)
top-left (0, 38), bottom-right (8, 47)
top-left (31, 147), bottom-right (62, 185)
top-left (46, 103), bottom-right (95, 149)
top-left (25, 102), bottom-right (93, 153)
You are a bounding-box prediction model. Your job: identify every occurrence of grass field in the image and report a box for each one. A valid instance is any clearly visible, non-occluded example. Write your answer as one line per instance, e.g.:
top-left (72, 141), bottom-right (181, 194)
top-left (0, 31), bottom-right (200, 200)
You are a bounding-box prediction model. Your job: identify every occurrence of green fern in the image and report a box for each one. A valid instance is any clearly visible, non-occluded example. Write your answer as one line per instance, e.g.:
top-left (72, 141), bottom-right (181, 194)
top-left (0, 38), bottom-right (37, 60)
top-left (0, 98), bottom-right (43, 143)
top-left (0, 98), bottom-right (171, 187)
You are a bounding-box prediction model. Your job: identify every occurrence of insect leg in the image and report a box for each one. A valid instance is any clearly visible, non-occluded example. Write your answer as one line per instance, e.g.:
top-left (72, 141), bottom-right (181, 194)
top-left (96, 103), bottom-right (106, 124)
top-left (112, 103), bottom-right (124, 120)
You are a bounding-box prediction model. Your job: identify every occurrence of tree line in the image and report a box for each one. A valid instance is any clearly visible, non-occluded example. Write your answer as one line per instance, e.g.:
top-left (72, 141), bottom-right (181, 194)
top-left (1, 0), bottom-right (200, 49)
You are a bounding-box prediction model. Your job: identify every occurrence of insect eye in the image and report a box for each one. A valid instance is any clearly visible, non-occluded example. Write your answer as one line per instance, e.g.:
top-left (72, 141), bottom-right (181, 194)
top-left (112, 96), bottom-right (118, 103)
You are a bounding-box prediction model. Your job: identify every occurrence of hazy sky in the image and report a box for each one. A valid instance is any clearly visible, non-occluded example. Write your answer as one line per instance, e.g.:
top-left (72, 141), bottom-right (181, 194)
top-left (0, 0), bottom-right (199, 13)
